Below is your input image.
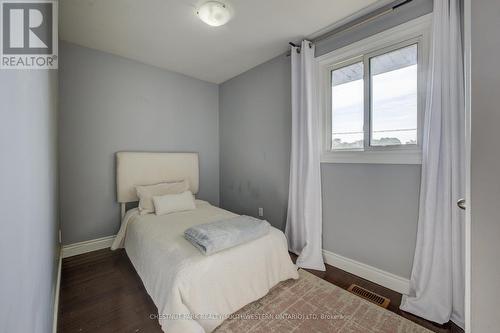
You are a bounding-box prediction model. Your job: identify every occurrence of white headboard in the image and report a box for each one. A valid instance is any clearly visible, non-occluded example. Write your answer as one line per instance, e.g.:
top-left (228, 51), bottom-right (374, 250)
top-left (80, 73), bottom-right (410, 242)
top-left (116, 152), bottom-right (199, 206)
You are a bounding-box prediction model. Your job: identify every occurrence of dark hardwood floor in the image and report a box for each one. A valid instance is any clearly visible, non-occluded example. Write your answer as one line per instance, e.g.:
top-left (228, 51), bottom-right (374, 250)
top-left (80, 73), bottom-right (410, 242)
top-left (59, 249), bottom-right (464, 333)
top-left (59, 249), bottom-right (162, 333)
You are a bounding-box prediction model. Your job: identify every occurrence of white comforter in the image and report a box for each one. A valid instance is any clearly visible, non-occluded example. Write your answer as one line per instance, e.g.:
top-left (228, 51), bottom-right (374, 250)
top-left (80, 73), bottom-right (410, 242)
top-left (111, 200), bottom-right (298, 333)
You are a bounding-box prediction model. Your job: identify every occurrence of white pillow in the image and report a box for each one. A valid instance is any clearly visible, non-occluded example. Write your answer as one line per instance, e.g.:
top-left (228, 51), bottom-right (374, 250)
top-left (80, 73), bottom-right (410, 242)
top-left (136, 180), bottom-right (189, 215)
top-left (153, 191), bottom-right (196, 216)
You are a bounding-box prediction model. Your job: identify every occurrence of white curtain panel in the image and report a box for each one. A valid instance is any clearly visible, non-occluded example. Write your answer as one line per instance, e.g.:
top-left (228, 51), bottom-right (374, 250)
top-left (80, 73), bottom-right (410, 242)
top-left (400, 0), bottom-right (465, 328)
top-left (285, 40), bottom-right (325, 271)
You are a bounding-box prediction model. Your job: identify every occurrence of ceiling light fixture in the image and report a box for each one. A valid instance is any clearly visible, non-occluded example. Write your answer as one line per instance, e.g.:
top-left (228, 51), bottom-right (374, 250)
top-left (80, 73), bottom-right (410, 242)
top-left (197, 1), bottom-right (232, 27)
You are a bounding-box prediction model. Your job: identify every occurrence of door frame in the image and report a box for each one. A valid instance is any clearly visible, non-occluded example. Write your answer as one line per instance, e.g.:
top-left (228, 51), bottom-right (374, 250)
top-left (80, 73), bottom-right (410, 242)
top-left (463, 0), bottom-right (472, 332)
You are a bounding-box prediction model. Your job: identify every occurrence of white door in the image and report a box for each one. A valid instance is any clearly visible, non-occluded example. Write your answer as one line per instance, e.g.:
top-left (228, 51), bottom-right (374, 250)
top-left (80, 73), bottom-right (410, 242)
top-left (466, 0), bottom-right (500, 331)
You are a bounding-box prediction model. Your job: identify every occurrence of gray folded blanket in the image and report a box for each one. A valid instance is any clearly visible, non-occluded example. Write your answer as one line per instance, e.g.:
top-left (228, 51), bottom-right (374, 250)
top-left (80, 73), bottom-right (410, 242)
top-left (184, 215), bottom-right (271, 255)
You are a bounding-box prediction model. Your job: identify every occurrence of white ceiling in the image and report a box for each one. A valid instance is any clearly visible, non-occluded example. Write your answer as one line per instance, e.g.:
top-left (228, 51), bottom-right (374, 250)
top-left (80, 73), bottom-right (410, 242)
top-left (60, 0), bottom-right (379, 84)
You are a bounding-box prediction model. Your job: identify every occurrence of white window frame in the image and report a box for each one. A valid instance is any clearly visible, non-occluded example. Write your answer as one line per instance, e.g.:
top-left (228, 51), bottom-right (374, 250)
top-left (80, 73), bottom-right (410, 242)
top-left (317, 14), bottom-right (432, 164)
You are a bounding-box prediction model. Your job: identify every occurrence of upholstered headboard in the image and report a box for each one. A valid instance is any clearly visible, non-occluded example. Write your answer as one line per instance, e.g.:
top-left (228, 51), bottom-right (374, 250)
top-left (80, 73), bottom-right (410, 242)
top-left (116, 152), bottom-right (199, 207)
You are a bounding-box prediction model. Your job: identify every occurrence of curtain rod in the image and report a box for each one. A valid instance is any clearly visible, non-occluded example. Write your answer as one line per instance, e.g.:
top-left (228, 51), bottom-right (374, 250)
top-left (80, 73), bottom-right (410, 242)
top-left (287, 0), bottom-right (413, 56)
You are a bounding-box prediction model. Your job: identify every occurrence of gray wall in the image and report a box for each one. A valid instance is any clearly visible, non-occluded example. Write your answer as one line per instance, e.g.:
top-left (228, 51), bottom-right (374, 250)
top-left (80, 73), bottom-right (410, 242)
top-left (219, 1), bottom-right (431, 278)
top-left (315, 0), bottom-right (433, 57)
top-left (59, 42), bottom-right (219, 244)
top-left (220, 55), bottom-right (291, 231)
top-left (322, 164), bottom-right (420, 277)
top-left (470, 0), bottom-right (500, 330)
top-left (0, 70), bottom-right (59, 332)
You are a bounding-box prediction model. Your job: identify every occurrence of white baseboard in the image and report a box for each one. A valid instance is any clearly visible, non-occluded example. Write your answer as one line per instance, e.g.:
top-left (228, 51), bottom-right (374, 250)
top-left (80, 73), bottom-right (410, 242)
top-left (62, 235), bottom-right (116, 258)
top-left (322, 249), bottom-right (410, 295)
top-left (53, 249), bottom-right (62, 333)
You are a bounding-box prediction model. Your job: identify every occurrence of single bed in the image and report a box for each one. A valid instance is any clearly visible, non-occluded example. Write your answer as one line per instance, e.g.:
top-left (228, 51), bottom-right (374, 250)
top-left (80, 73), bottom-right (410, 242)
top-left (111, 152), bottom-right (298, 333)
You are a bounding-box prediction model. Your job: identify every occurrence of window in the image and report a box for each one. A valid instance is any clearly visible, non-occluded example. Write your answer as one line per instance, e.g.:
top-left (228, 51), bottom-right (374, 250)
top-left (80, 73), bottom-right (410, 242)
top-left (318, 15), bottom-right (430, 164)
top-left (330, 42), bottom-right (420, 151)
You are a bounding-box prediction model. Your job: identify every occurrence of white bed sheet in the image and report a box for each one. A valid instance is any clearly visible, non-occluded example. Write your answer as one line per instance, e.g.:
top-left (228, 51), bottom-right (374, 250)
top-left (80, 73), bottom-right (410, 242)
top-left (111, 200), bottom-right (298, 333)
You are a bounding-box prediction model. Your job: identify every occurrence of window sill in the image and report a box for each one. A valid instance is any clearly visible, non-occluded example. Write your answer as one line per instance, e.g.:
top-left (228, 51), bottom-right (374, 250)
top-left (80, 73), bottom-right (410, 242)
top-left (321, 150), bottom-right (422, 165)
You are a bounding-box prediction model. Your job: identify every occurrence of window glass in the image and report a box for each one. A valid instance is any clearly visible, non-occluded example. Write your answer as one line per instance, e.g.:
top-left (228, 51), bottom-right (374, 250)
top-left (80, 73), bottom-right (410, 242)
top-left (370, 44), bottom-right (418, 146)
top-left (331, 62), bottom-right (364, 150)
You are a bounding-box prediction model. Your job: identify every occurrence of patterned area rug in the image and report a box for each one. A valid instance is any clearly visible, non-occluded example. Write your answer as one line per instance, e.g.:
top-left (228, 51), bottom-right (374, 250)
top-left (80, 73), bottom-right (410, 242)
top-left (215, 269), bottom-right (431, 332)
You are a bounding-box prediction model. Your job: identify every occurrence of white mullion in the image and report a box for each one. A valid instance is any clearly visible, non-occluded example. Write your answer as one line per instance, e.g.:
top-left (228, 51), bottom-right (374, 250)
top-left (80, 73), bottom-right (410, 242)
top-left (363, 55), bottom-right (370, 150)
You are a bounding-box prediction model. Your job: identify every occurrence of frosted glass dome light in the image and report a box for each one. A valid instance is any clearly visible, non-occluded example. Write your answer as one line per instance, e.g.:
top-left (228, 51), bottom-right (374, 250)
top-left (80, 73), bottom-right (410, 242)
top-left (197, 1), bottom-right (232, 27)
